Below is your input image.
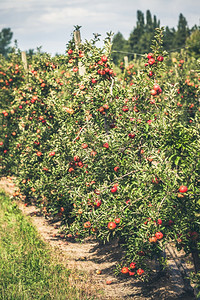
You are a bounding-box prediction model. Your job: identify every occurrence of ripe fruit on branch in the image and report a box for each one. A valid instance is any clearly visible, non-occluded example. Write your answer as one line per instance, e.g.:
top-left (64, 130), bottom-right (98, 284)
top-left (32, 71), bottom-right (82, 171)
top-left (111, 186), bottom-right (117, 193)
top-left (107, 222), bottom-right (116, 231)
top-left (155, 231), bottom-right (163, 240)
top-left (84, 221), bottom-right (91, 229)
top-left (82, 143), bottom-right (88, 149)
top-left (68, 49), bottom-right (73, 55)
top-left (114, 166), bottom-right (119, 172)
top-left (103, 104), bottom-right (109, 110)
top-left (115, 218), bottom-right (121, 224)
top-left (157, 219), bottom-right (162, 225)
top-left (149, 236), bottom-right (157, 243)
top-left (103, 142), bottom-right (109, 149)
top-left (49, 151), bottom-right (55, 156)
top-left (178, 185), bottom-right (188, 193)
top-left (147, 53), bottom-right (154, 59)
top-left (122, 106), bottom-right (129, 112)
top-left (109, 69), bottom-right (114, 75)
top-left (137, 268), bottom-right (144, 275)
top-left (128, 133), bottom-right (135, 139)
top-left (94, 200), bottom-right (102, 208)
top-left (74, 156), bottom-right (80, 162)
top-left (153, 84), bottom-right (160, 91)
top-left (101, 55), bottom-right (108, 63)
top-left (91, 78), bottom-right (97, 84)
top-left (148, 71), bottom-right (154, 77)
top-left (121, 267), bottom-right (129, 274)
top-left (177, 193), bottom-right (185, 198)
top-left (129, 262), bottom-right (136, 269)
top-left (148, 58), bottom-right (155, 65)
top-left (90, 150), bottom-right (97, 156)
top-left (73, 67), bottom-right (78, 72)
top-left (129, 271), bottom-right (135, 276)
top-left (150, 89), bottom-right (157, 96)
top-left (157, 55), bottom-right (164, 62)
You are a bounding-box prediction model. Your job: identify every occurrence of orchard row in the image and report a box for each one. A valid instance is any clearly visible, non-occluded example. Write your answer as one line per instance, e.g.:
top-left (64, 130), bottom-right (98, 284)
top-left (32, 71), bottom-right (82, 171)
top-left (0, 29), bottom-right (200, 279)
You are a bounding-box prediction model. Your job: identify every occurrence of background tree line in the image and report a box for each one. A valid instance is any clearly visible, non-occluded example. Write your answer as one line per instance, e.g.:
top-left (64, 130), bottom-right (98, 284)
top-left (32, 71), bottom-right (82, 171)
top-left (0, 28), bottom-right (35, 58)
top-left (111, 10), bottom-right (200, 64)
top-left (0, 10), bottom-right (199, 61)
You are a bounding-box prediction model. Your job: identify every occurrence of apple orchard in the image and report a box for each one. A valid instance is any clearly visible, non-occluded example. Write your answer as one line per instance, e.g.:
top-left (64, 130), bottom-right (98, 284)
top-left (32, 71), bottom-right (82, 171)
top-left (0, 28), bottom-right (200, 282)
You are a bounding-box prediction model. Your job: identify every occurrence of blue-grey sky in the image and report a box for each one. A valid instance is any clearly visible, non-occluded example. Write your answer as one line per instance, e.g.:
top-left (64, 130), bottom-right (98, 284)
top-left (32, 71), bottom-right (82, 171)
top-left (1, 0), bottom-right (200, 55)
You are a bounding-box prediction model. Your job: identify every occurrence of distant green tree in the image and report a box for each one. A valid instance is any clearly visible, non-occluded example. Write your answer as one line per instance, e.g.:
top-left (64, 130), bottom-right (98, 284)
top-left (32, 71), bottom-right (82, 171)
top-left (146, 10), bottom-right (153, 32)
top-left (138, 10), bottom-right (161, 53)
top-left (0, 28), bottom-right (13, 57)
top-left (128, 10), bottom-right (145, 55)
top-left (163, 26), bottom-right (176, 51)
top-left (153, 15), bottom-right (160, 29)
top-left (112, 11), bottom-right (198, 65)
top-left (128, 10), bottom-right (160, 55)
top-left (111, 32), bottom-right (129, 64)
top-left (186, 29), bottom-right (200, 59)
top-left (175, 13), bottom-right (189, 49)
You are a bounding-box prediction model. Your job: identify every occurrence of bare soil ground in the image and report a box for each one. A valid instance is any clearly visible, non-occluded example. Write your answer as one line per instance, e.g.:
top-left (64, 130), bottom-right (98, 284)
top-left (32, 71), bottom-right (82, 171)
top-left (0, 176), bottom-right (197, 300)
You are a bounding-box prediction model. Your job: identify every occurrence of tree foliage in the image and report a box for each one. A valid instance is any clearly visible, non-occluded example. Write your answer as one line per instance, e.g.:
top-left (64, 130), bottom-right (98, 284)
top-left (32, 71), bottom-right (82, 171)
top-left (111, 11), bottom-right (199, 64)
top-left (0, 28), bottom-right (13, 57)
top-left (186, 29), bottom-right (200, 59)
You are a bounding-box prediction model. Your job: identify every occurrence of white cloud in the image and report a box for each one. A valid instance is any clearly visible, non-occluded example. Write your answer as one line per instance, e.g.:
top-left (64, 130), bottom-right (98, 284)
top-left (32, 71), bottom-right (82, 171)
top-left (39, 7), bottom-right (98, 25)
top-left (0, 0), bottom-right (200, 54)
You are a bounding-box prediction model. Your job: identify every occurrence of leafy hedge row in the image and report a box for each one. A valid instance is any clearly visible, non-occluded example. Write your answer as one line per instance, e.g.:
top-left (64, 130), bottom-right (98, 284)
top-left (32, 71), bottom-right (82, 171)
top-left (1, 28), bottom-right (200, 281)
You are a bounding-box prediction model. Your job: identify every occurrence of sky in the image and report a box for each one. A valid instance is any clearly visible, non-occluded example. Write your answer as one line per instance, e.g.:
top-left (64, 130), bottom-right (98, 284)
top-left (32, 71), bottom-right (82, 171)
top-left (0, 0), bottom-right (200, 56)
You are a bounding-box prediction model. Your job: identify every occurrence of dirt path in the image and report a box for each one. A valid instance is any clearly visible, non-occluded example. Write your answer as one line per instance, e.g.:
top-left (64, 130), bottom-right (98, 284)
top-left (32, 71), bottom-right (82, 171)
top-left (0, 176), bottom-right (197, 299)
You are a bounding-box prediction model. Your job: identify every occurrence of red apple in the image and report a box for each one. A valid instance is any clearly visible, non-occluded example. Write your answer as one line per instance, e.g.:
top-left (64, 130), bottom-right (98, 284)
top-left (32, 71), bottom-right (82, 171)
top-left (137, 268), bottom-right (144, 275)
top-left (155, 231), bottom-right (163, 240)
top-left (111, 186), bottom-right (117, 193)
top-left (68, 49), bottom-right (73, 55)
top-left (122, 106), bottom-right (129, 112)
top-left (148, 58), bottom-right (155, 65)
top-left (115, 218), bottom-right (121, 224)
top-left (107, 222), bottom-right (116, 231)
top-left (157, 55), bottom-right (164, 62)
top-left (129, 271), bottom-right (135, 276)
top-left (129, 262), bottom-right (136, 269)
top-left (128, 133), bottom-right (135, 139)
top-left (114, 166), bottom-right (119, 172)
top-left (121, 267), bottom-right (129, 274)
top-left (101, 55), bottom-right (108, 62)
top-left (103, 142), bottom-right (109, 149)
top-left (178, 185), bottom-right (188, 193)
top-left (94, 200), bottom-right (102, 208)
top-left (147, 53), bottom-right (154, 59)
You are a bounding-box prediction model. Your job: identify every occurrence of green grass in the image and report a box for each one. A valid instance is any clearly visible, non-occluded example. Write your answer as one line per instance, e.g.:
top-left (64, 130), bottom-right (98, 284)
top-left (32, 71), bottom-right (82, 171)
top-left (0, 190), bottom-right (96, 300)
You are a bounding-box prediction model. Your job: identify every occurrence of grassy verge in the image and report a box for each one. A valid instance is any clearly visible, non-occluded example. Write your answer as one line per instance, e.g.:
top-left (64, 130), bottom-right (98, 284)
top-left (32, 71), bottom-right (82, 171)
top-left (0, 189), bottom-right (97, 300)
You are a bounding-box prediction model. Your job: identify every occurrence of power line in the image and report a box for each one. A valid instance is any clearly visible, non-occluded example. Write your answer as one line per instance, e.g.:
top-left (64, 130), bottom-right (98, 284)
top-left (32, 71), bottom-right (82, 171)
top-left (112, 50), bottom-right (144, 56)
top-left (111, 46), bottom-right (187, 56)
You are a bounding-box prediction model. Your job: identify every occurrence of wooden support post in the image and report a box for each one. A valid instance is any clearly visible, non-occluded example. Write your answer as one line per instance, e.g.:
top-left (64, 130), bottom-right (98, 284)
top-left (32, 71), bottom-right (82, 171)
top-left (124, 56), bottom-right (128, 68)
top-left (21, 51), bottom-right (28, 71)
top-left (73, 30), bottom-right (85, 76)
top-left (74, 30), bottom-right (81, 50)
